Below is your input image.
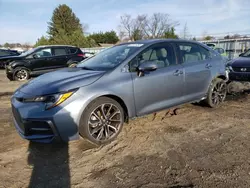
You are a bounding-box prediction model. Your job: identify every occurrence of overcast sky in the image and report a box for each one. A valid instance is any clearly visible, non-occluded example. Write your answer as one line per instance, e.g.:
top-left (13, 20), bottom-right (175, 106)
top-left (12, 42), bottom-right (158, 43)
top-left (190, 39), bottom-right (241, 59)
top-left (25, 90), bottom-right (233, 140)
top-left (0, 0), bottom-right (250, 44)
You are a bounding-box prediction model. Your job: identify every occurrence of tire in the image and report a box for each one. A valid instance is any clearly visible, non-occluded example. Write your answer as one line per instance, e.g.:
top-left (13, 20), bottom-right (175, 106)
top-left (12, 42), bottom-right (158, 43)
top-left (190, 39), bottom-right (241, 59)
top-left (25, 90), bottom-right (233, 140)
top-left (68, 63), bottom-right (78, 68)
top-left (7, 74), bottom-right (14, 81)
top-left (205, 78), bottom-right (227, 108)
top-left (79, 97), bottom-right (124, 145)
top-left (13, 67), bottom-right (30, 81)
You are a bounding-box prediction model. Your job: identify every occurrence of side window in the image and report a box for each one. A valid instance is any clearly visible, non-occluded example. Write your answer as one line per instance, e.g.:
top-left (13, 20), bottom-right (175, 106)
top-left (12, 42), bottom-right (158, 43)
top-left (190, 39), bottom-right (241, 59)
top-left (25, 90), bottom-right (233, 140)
top-left (177, 43), bottom-right (210, 64)
top-left (199, 46), bottom-right (211, 60)
top-left (54, 48), bottom-right (67, 56)
top-left (69, 48), bottom-right (77, 54)
top-left (33, 48), bottom-right (52, 58)
top-left (130, 43), bottom-right (176, 72)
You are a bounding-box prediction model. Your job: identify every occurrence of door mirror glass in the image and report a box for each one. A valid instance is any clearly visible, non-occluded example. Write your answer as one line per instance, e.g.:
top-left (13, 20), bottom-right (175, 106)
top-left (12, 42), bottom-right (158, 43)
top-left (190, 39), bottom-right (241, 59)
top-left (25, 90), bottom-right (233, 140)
top-left (138, 61), bottom-right (158, 72)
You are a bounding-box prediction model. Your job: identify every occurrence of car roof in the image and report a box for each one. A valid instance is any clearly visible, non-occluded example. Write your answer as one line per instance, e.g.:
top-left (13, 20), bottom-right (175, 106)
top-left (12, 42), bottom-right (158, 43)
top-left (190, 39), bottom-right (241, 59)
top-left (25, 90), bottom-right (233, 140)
top-left (38, 45), bottom-right (77, 48)
top-left (118, 39), bottom-right (204, 46)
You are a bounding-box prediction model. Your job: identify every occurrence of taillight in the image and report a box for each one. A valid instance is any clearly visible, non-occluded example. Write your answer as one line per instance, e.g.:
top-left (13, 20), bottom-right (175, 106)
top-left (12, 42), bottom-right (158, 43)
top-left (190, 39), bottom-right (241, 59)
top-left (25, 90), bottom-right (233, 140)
top-left (77, 53), bottom-right (85, 57)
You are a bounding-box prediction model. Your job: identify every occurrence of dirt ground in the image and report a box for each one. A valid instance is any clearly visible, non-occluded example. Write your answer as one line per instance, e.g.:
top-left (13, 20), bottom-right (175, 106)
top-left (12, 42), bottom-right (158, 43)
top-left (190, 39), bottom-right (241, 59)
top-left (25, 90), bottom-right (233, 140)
top-left (1, 70), bottom-right (250, 188)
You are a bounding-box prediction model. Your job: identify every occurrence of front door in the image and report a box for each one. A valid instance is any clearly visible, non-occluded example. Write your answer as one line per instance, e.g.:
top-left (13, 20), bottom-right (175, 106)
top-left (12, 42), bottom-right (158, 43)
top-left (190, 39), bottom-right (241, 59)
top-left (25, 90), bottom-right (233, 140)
top-left (176, 42), bottom-right (212, 102)
top-left (130, 43), bottom-right (185, 116)
top-left (28, 48), bottom-right (53, 73)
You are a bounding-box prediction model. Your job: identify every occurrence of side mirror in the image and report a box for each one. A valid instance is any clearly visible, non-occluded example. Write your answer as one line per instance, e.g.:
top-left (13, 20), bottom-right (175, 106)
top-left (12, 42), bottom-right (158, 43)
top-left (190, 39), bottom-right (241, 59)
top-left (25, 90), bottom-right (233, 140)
top-left (239, 53), bottom-right (244, 57)
top-left (137, 61), bottom-right (158, 77)
top-left (32, 54), bottom-right (38, 59)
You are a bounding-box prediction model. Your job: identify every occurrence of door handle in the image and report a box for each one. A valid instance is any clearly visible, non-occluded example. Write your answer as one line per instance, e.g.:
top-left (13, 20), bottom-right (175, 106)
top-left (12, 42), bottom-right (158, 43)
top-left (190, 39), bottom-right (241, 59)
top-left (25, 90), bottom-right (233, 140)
top-left (205, 64), bottom-right (212, 69)
top-left (173, 70), bottom-right (183, 76)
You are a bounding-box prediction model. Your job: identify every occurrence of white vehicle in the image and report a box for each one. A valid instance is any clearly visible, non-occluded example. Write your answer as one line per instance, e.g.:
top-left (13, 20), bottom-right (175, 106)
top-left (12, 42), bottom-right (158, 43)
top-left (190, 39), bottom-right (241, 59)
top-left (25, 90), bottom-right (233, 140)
top-left (84, 52), bottom-right (95, 58)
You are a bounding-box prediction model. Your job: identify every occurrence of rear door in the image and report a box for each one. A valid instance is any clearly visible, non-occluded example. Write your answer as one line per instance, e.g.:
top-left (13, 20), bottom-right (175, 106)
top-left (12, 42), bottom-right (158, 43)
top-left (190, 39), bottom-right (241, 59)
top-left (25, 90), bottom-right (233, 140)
top-left (175, 42), bottom-right (212, 101)
top-left (131, 42), bottom-right (185, 116)
top-left (51, 47), bottom-right (69, 68)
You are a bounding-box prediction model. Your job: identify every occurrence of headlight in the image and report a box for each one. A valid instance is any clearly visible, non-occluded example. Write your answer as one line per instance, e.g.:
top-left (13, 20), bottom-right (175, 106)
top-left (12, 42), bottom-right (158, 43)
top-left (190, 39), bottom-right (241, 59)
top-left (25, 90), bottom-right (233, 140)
top-left (23, 90), bottom-right (75, 110)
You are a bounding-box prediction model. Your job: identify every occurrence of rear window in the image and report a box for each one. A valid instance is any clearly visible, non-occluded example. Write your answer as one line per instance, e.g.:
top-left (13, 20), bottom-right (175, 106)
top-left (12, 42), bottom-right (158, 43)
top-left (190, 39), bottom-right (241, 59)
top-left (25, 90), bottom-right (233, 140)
top-left (54, 48), bottom-right (67, 56)
top-left (69, 48), bottom-right (78, 54)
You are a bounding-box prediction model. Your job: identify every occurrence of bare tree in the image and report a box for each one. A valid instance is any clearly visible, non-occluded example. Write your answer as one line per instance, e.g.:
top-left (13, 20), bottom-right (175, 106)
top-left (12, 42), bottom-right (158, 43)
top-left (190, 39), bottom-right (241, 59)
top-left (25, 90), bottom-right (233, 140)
top-left (131, 14), bottom-right (147, 40)
top-left (143, 13), bottom-right (178, 38)
top-left (180, 22), bottom-right (189, 39)
top-left (119, 13), bottom-right (178, 41)
top-left (119, 14), bottom-right (134, 40)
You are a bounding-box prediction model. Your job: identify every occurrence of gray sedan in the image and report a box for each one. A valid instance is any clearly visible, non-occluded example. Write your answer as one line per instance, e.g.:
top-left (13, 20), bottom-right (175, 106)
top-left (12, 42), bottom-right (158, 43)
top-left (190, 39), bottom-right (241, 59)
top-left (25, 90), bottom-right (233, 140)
top-left (11, 39), bottom-right (227, 145)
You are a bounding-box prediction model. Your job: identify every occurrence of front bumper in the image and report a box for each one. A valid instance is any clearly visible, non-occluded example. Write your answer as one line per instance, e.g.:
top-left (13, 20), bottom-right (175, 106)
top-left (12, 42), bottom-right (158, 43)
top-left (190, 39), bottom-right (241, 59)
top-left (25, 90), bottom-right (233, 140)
top-left (6, 66), bottom-right (14, 80)
top-left (11, 91), bottom-right (83, 143)
top-left (13, 113), bottom-right (58, 143)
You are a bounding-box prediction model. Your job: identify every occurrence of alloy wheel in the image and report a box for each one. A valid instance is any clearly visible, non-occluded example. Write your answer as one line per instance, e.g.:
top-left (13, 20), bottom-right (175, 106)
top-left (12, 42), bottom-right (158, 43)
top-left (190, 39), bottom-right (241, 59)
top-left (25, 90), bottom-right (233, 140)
top-left (211, 81), bottom-right (227, 106)
top-left (16, 69), bottom-right (28, 81)
top-left (88, 103), bottom-right (122, 141)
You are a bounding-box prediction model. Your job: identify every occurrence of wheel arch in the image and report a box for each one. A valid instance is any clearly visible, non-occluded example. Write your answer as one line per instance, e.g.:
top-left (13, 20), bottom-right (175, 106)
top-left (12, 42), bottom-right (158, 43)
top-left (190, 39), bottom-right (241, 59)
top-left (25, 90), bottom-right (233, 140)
top-left (77, 93), bottom-right (130, 125)
top-left (216, 74), bottom-right (227, 81)
top-left (11, 61), bottom-right (29, 69)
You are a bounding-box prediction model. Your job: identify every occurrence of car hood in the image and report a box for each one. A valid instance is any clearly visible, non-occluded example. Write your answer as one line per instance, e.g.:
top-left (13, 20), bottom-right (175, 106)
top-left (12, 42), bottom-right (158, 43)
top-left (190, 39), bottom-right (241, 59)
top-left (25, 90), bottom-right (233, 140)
top-left (230, 57), bottom-right (250, 67)
top-left (0, 55), bottom-right (22, 61)
top-left (17, 68), bottom-right (105, 96)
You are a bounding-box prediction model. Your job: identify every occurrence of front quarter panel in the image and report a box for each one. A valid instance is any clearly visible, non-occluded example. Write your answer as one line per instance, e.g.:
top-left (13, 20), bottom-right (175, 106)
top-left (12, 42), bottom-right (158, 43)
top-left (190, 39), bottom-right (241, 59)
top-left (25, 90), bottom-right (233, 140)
top-left (74, 69), bottom-right (135, 125)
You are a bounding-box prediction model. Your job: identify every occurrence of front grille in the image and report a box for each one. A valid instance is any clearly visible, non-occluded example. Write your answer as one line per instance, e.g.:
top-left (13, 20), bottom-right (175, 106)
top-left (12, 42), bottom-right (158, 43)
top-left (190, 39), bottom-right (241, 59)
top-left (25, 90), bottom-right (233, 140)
top-left (11, 105), bottom-right (25, 133)
top-left (229, 73), bottom-right (250, 81)
top-left (233, 67), bottom-right (250, 72)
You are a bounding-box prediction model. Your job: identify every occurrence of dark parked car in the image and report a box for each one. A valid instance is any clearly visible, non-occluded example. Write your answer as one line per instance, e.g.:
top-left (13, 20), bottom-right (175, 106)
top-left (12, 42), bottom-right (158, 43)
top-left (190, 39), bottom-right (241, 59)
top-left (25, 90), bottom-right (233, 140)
top-left (11, 39), bottom-right (228, 144)
top-left (0, 49), bottom-right (20, 63)
top-left (227, 49), bottom-right (250, 81)
top-left (4, 45), bottom-right (85, 81)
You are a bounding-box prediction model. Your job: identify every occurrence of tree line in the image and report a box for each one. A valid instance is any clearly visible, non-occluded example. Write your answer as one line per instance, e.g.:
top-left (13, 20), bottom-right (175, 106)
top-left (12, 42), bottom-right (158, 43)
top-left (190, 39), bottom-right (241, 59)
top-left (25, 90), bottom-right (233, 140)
top-left (35, 4), bottom-right (181, 47)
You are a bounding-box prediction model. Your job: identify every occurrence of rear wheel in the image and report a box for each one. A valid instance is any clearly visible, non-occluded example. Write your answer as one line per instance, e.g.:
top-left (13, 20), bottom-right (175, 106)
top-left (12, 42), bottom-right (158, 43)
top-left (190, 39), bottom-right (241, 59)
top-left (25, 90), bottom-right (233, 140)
top-left (68, 63), bottom-right (78, 68)
top-left (14, 67), bottom-right (30, 81)
top-left (79, 97), bottom-right (124, 145)
top-left (205, 78), bottom-right (227, 108)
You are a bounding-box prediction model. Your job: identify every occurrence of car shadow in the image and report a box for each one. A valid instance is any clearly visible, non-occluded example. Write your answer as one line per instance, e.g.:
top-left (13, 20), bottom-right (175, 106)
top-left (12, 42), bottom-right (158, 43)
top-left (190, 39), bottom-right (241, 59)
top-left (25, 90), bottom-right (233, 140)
top-left (26, 105), bottom-right (96, 188)
top-left (27, 141), bottom-right (70, 188)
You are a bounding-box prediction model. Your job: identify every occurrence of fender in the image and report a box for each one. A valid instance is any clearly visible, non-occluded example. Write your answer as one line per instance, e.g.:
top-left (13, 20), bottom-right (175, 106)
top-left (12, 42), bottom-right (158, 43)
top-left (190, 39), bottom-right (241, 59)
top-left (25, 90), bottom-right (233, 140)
top-left (10, 60), bottom-right (29, 69)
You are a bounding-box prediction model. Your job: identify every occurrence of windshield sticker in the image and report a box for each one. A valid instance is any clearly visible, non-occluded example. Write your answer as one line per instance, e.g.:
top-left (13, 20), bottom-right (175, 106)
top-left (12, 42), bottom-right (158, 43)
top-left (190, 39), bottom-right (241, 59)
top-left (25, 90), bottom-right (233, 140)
top-left (127, 44), bottom-right (144, 47)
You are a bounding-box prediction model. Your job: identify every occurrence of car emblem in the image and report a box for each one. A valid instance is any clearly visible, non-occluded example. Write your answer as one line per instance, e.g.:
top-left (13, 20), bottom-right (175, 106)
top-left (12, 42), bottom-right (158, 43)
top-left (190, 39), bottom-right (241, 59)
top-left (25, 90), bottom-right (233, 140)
top-left (241, 68), bottom-right (247, 72)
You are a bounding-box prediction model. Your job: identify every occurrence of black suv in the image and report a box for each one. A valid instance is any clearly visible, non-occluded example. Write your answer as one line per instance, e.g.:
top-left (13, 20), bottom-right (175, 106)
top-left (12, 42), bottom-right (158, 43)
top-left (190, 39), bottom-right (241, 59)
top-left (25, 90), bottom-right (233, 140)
top-left (4, 45), bottom-right (85, 81)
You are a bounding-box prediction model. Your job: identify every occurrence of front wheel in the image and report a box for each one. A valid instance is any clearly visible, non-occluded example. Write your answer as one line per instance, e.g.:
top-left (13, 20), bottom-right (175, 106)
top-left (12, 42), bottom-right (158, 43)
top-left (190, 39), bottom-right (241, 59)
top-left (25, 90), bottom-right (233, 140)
top-left (13, 67), bottom-right (30, 81)
top-left (205, 78), bottom-right (227, 108)
top-left (79, 97), bottom-right (124, 145)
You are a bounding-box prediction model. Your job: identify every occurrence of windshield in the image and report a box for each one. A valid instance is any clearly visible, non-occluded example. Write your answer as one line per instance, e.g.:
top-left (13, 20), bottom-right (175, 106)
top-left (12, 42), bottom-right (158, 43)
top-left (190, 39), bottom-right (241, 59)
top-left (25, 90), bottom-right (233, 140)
top-left (242, 49), bottom-right (250, 57)
top-left (19, 47), bottom-right (38, 56)
top-left (77, 43), bottom-right (144, 71)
